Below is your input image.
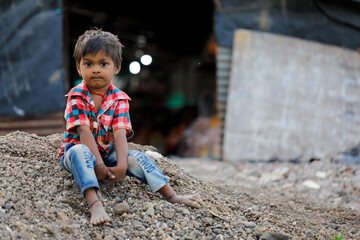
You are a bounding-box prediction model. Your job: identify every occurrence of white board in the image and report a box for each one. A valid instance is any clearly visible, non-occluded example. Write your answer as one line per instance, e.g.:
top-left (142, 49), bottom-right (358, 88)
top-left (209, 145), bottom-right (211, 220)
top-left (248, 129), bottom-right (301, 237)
top-left (223, 29), bottom-right (360, 162)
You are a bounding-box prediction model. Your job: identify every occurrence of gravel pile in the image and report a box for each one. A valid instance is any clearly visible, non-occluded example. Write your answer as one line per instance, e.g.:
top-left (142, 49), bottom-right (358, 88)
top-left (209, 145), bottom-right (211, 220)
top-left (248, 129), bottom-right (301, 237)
top-left (0, 131), bottom-right (359, 239)
top-left (176, 155), bottom-right (360, 211)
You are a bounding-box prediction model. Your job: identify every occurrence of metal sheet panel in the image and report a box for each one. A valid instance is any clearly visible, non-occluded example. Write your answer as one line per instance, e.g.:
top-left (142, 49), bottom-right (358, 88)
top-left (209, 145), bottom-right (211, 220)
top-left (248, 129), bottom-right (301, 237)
top-left (0, 0), bottom-right (65, 117)
top-left (214, 0), bottom-right (360, 50)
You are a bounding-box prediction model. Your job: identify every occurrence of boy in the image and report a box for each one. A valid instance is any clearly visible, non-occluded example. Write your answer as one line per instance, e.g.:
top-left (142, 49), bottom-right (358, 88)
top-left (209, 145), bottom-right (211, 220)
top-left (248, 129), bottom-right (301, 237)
top-left (59, 28), bottom-right (201, 225)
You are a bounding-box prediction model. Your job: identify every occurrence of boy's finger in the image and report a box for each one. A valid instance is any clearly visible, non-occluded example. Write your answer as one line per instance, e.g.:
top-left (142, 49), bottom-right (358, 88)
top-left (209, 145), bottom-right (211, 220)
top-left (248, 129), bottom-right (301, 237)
top-left (107, 169), bottom-right (115, 178)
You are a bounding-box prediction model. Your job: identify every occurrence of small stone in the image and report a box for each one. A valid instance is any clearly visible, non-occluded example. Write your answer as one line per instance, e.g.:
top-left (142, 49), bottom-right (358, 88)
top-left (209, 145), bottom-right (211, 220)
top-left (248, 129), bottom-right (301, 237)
top-left (24, 210), bottom-right (32, 219)
top-left (215, 234), bottom-right (224, 240)
top-left (5, 203), bottom-right (13, 210)
top-left (301, 180), bottom-right (321, 189)
top-left (162, 208), bottom-right (175, 219)
top-left (142, 202), bottom-right (152, 211)
top-left (34, 165), bottom-right (41, 170)
top-left (143, 215), bottom-right (151, 222)
top-left (64, 180), bottom-right (72, 187)
top-left (44, 224), bottom-right (56, 234)
top-left (94, 232), bottom-right (103, 240)
top-left (316, 171), bottom-right (328, 179)
top-left (114, 201), bottom-right (130, 215)
top-left (192, 220), bottom-right (200, 228)
top-left (103, 235), bottom-right (114, 240)
top-left (0, 198), bottom-right (7, 207)
top-left (203, 217), bottom-right (214, 225)
top-left (330, 223), bottom-right (339, 230)
top-left (57, 211), bottom-right (69, 221)
top-left (174, 222), bottom-right (181, 230)
top-left (182, 208), bottom-right (190, 215)
top-left (259, 232), bottom-right (290, 240)
top-left (213, 228), bottom-right (222, 234)
top-left (61, 224), bottom-right (74, 233)
top-left (31, 133), bottom-right (40, 138)
top-left (242, 221), bottom-right (256, 229)
top-left (146, 206), bottom-right (155, 216)
top-left (145, 150), bottom-right (163, 160)
top-left (49, 138), bottom-right (62, 148)
top-left (250, 205), bottom-right (259, 212)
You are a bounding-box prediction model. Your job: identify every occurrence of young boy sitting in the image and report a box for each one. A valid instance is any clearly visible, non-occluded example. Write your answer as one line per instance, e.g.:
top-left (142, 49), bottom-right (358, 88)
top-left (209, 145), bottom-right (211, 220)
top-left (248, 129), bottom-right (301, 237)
top-left (59, 28), bottom-right (201, 225)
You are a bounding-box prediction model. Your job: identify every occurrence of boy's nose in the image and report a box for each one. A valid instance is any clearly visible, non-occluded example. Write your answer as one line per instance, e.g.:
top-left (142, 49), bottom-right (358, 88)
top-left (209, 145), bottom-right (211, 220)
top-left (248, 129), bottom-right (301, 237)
top-left (92, 66), bottom-right (101, 73)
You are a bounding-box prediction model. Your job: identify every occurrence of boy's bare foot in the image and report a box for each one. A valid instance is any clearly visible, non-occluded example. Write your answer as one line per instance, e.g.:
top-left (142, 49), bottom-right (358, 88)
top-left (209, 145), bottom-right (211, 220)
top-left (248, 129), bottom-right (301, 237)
top-left (89, 200), bottom-right (111, 225)
top-left (167, 193), bottom-right (202, 208)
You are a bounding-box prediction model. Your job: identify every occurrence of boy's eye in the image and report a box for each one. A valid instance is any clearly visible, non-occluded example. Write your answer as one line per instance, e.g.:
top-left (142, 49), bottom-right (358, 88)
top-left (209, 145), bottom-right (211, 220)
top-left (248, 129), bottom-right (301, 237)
top-left (101, 62), bottom-right (108, 67)
top-left (85, 62), bottom-right (92, 67)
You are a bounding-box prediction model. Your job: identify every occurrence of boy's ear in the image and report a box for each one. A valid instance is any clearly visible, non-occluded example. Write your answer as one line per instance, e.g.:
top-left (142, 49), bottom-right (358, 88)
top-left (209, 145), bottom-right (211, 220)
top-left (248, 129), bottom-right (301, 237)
top-left (114, 66), bottom-right (121, 75)
top-left (76, 62), bottom-right (81, 76)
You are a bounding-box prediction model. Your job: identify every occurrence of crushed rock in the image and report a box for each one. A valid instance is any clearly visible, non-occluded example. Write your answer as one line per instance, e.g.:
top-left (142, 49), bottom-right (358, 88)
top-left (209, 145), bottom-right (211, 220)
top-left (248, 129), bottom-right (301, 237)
top-left (0, 131), bottom-right (359, 239)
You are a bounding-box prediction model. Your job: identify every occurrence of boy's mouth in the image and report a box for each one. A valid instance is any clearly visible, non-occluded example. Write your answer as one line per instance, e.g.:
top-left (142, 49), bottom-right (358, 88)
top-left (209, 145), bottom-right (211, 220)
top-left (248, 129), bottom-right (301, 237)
top-left (90, 77), bottom-right (103, 80)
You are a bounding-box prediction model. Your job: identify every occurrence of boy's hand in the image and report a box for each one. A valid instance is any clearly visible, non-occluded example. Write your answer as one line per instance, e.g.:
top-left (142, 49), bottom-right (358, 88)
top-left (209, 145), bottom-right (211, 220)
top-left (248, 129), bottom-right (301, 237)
top-left (95, 165), bottom-right (115, 181)
top-left (107, 166), bottom-right (126, 193)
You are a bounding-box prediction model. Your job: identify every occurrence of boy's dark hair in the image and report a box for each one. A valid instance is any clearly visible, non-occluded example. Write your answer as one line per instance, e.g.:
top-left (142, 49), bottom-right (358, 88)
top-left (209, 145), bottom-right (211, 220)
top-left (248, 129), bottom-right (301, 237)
top-left (74, 28), bottom-right (124, 67)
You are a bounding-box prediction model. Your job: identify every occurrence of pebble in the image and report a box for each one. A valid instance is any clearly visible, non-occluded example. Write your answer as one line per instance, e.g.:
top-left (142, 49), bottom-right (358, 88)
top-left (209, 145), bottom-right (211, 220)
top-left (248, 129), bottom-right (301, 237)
top-left (49, 138), bottom-right (62, 149)
top-left (146, 206), bottom-right (155, 216)
top-left (259, 232), bottom-right (291, 240)
top-left (57, 211), bottom-right (69, 221)
top-left (162, 208), bottom-right (175, 219)
top-left (301, 180), bottom-right (321, 189)
top-left (242, 221), bottom-right (256, 229)
top-left (43, 224), bottom-right (55, 234)
top-left (64, 180), bottom-right (72, 187)
top-left (330, 223), bottom-right (339, 230)
top-left (114, 201), bottom-right (130, 215)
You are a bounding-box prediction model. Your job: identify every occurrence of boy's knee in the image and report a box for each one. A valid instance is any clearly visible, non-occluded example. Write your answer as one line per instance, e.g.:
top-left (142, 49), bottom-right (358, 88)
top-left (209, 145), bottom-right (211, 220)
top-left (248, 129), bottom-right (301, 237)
top-left (68, 144), bottom-right (88, 156)
top-left (128, 150), bottom-right (143, 158)
top-left (68, 144), bottom-right (96, 166)
top-left (128, 150), bottom-right (157, 173)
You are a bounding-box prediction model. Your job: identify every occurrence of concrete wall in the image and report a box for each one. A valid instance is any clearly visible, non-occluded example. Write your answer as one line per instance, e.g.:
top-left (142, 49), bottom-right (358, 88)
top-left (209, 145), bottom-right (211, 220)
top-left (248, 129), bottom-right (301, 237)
top-left (223, 29), bottom-right (360, 162)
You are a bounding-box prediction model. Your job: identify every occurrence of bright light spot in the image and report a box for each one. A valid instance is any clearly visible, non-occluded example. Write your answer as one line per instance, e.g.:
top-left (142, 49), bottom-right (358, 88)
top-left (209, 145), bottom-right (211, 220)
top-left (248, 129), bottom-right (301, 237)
top-left (129, 61), bottom-right (140, 74)
top-left (140, 54), bottom-right (152, 66)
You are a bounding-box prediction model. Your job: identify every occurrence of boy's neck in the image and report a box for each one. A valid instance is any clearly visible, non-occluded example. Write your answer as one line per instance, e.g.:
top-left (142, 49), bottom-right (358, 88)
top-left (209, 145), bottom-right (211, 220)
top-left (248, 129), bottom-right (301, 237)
top-left (87, 85), bottom-right (110, 96)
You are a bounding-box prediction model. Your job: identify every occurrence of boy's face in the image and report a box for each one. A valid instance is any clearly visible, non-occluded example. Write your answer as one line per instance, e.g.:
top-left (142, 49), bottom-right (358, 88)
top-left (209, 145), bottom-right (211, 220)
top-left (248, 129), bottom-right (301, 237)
top-left (77, 51), bottom-right (120, 93)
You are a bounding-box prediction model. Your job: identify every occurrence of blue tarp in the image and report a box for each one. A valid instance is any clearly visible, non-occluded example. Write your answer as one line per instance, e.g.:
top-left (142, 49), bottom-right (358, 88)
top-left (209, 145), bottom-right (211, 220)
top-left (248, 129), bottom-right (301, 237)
top-left (0, 0), bottom-right (65, 117)
top-left (214, 0), bottom-right (360, 50)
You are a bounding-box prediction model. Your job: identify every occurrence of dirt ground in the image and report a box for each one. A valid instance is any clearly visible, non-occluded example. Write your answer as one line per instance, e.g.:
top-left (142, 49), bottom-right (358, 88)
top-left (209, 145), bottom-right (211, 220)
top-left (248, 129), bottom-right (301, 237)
top-left (0, 131), bottom-right (359, 239)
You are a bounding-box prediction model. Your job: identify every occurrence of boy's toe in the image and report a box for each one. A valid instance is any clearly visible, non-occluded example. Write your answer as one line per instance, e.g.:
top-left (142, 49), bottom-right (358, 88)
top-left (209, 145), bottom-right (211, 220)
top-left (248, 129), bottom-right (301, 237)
top-left (192, 201), bottom-right (200, 208)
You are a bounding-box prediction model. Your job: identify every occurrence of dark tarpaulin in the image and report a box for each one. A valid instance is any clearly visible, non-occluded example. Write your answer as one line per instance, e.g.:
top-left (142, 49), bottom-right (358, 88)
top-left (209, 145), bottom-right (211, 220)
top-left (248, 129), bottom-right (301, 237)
top-left (0, 0), bottom-right (65, 117)
top-left (214, 0), bottom-right (360, 50)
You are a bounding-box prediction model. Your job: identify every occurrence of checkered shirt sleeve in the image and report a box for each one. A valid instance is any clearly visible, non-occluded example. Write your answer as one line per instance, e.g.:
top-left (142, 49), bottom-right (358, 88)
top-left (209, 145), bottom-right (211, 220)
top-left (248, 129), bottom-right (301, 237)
top-left (64, 95), bottom-right (90, 133)
top-left (112, 99), bottom-right (134, 139)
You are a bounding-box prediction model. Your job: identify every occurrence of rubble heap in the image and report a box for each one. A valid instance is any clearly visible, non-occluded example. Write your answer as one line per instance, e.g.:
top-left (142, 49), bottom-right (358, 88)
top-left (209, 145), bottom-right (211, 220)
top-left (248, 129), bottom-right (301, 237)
top-left (0, 131), bottom-right (359, 239)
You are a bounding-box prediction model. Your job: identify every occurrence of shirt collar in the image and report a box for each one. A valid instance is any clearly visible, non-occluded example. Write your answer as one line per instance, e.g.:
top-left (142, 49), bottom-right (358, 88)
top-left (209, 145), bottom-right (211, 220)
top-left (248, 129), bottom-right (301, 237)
top-left (65, 81), bottom-right (131, 103)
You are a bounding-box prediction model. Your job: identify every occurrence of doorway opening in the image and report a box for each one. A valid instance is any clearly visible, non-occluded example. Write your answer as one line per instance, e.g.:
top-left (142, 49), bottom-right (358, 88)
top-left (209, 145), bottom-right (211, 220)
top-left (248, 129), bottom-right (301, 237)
top-left (63, 0), bottom-right (216, 156)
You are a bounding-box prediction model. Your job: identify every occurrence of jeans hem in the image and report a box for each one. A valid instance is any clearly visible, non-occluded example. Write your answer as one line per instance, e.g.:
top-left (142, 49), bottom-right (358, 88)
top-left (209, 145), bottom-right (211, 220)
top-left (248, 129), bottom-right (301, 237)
top-left (151, 179), bottom-right (169, 193)
top-left (80, 184), bottom-right (99, 195)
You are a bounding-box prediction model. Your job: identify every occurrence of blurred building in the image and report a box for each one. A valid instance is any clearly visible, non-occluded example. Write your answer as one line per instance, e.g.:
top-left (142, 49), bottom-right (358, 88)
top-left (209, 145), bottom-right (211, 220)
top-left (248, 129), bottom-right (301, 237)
top-left (0, 0), bottom-right (215, 155)
top-left (1, 0), bottom-right (360, 159)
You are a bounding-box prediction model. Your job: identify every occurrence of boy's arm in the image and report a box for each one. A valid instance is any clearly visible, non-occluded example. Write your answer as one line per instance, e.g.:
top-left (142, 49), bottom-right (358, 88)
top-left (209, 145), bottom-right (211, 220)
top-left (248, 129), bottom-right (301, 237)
top-left (108, 128), bottom-right (128, 192)
top-left (77, 125), bottom-right (114, 181)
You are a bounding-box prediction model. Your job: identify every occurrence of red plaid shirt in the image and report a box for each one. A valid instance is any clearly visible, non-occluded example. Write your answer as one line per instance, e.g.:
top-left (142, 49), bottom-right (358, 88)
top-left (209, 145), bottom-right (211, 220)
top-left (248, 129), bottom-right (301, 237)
top-left (59, 81), bottom-right (134, 158)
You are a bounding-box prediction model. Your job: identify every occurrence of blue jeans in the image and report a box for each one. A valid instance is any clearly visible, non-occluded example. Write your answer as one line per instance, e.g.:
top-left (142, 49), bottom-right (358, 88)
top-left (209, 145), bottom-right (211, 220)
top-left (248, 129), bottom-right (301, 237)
top-left (60, 143), bottom-right (168, 194)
